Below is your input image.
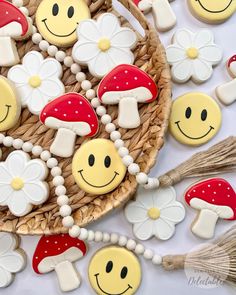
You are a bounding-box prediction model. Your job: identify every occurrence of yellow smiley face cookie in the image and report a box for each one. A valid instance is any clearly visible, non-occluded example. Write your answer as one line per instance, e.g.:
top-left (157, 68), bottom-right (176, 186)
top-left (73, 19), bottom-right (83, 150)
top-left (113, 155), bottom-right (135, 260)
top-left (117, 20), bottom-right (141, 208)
top-left (188, 0), bottom-right (236, 23)
top-left (88, 246), bottom-right (141, 295)
top-left (0, 76), bottom-right (21, 132)
top-left (72, 139), bottom-right (126, 195)
top-left (169, 93), bottom-right (222, 146)
top-left (36, 0), bottom-right (91, 47)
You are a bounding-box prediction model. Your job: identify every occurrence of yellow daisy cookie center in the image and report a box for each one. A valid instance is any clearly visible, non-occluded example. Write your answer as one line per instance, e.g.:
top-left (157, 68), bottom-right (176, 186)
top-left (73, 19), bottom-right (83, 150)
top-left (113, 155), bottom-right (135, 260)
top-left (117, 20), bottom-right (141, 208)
top-left (11, 177), bottom-right (24, 190)
top-left (98, 38), bottom-right (111, 52)
top-left (186, 47), bottom-right (199, 59)
top-left (28, 75), bottom-right (42, 88)
top-left (148, 207), bottom-right (160, 220)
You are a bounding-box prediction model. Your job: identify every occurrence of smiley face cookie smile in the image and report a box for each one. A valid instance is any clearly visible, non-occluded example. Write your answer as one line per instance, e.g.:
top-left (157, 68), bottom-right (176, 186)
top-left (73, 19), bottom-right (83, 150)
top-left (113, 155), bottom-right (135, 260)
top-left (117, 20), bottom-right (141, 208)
top-left (175, 121), bottom-right (214, 140)
top-left (197, 0), bottom-right (233, 13)
top-left (0, 105), bottom-right (11, 123)
top-left (41, 18), bottom-right (77, 37)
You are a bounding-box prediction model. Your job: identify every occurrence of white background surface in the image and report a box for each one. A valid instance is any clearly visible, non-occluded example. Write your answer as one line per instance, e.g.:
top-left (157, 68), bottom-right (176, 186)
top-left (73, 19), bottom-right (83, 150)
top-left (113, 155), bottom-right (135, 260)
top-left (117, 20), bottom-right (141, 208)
top-left (2, 1), bottom-right (236, 294)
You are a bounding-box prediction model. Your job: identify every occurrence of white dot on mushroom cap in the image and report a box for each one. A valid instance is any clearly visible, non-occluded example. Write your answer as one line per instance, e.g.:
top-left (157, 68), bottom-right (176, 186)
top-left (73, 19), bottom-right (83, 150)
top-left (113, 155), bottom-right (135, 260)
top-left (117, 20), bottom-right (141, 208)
top-left (46, 240), bottom-right (49, 243)
top-left (75, 111), bottom-right (78, 114)
top-left (212, 199), bottom-right (215, 202)
top-left (65, 243), bottom-right (68, 246)
top-left (202, 190), bottom-right (205, 193)
top-left (126, 82), bottom-right (129, 85)
top-left (54, 108), bottom-right (58, 112)
top-left (45, 251), bottom-right (47, 254)
top-left (35, 257), bottom-right (38, 259)
top-left (92, 124), bottom-right (94, 127)
top-left (6, 11), bottom-right (8, 14)
top-left (193, 190), bottom-right (196, 193)
top-left (227, 187), bottom-right (230, 190)
top-left (208, 185), bottom-right (211, 187)
top-left (18, 17), bottom-right (21, 20)
top-left (88, 114), bottom-right (91, 118)
top-left (148, 82), bottom-right (151, 85)
top-left (116, 86), bottom-right (119, 89)
top-left (114, 76), bottom-right (117, 79)
top-left (134, 77), bottom-right (138, 80)
top-left (104, 87), bottom-right (107, 90)
top-left (55, 241), bottom-right (58, 244)
top-left (187, 194), bottom-right (190, 197)
top-left (218, 183), bottom-right (221, 186)
top-left (63, 114), bottom-right (67, 117)
top-left (79, 101), bottom-right (82, 105)
top-left (228, 195), bottom-right (231, 198)
top-left (58, 248), bottom-right (60, 251)
top-left (125, 70), bottom-right (128, 74)
top-left (68, 101), bottom-right (72, 104)
top-left (213, 192), bottom-right (216, 194)
top-left (77, 243), bottom-right (80, 246)
top-left (43, 112), bottom-right (47, 116)
top-left (62, 234), bottom-right (64, 237)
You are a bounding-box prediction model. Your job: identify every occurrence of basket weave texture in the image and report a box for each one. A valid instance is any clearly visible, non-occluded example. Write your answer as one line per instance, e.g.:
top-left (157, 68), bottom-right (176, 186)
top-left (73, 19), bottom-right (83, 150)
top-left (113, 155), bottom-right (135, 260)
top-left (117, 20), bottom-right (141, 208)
top-left (0, 0), bottom-right (172, 235)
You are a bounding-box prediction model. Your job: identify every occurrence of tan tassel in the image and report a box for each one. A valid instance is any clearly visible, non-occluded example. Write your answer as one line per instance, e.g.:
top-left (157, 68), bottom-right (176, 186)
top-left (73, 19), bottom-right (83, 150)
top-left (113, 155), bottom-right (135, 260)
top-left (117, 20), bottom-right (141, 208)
top-left (158, 136), bottom-right (236, 187)
top-left (162, 225), bottom-right (236, 285)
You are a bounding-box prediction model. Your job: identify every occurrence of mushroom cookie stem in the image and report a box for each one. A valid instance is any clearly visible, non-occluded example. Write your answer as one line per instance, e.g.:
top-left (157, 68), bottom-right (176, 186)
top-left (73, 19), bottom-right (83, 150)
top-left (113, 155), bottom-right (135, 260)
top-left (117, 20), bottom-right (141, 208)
top-left (118, 97), bottom-right (140, 129)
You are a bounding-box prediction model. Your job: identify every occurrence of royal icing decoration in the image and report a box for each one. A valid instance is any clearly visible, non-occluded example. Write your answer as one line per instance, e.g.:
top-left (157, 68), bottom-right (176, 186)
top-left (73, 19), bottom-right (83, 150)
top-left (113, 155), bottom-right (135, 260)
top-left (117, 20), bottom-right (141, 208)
top-left (166, 28), bottom-right (222, 83)
top-left (138, 0), bottom-right (176, 31)
top-left (33, 234), bottom-right (87, 292)
top-left (7, 51), bottom-right (64, 115)
top-left (97, 64), bottom-right (158, 129)
top-left (185, 178), bottom-right (236, 239)
top-left (188, 0), bottom-right (236, 24)
top-left (72, 139), bottom-right (126, 195)
top-left (0, 232), bottom-right (26, 288)
top-left (169, 92), bottom-right (222, 146)
top-left (125, 187), bottom-right (185, 241)
top-left (216, 55), bottom-right (236, 105)
top-left (72, 13), bottom-right (137, 78)
top-left (40, 93), bottom-right (99, 158)
top-left (0, 76), bottom-right (21, 131)
top-left (0, 150), bottom-right (49, 216)
top-left (0, 0), bottom-right (31, 67)
top-left (88, 246), bottom-right (141, 295)
top-left (36, 0), bottom-right (91, 47)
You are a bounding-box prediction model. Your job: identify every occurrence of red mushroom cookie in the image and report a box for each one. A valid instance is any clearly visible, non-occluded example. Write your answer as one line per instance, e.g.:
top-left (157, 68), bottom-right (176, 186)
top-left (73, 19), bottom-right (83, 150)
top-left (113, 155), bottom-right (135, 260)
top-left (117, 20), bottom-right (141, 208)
top-left (185, 178), bottom-right (236, 239)
top-left (40, 93), bottom-right (99, 158)
top-left (97, 64), bottom-right (158, 129)
top-left (33, 234), bottom-right (87, 292)
top-left (0, 0), bottom-right (31, 66)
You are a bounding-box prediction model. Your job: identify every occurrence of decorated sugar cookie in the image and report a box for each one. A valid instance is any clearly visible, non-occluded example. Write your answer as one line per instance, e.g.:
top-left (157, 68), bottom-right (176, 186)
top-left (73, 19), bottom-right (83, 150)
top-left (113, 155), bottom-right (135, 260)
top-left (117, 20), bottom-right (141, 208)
top-left (0, 151), bottom-right (49, 216)
top-left (36, 0), bottom-right (90, 47)
top-left (72, 13), bottom-right (137, 78)
top-left (0, 76), bottom-right (21, 131)
top-left (88, 246), bottom-right (141, 295)
top-left (166, 28), bottom-right (222, 83)
top-left (40, 93), bottom-right (99, 158)
top-left (188, 0), bottom-right (236, 24)
top-left (0, 0), bottom-right (32, 66)
top-left (33, 234), bottom-right (87, 292)
top-left (216, 55), bottom-right (236, 105)
top-left (8, 51), bottom-right (64, 115)
top-left (72, 139), bottom-right (126, 195)
top-left (185, 178), bottom-right (236, 239)
top-left (169, 93), bottom-right (222, 146)
top-left (0, 232), bottom-right (26, 288)
top-left (125, 187), bottom-right (185, 241)
top-left (97, 64), bottom-right (158, 129)
top-left (138, 0), bottom-right (176, 31)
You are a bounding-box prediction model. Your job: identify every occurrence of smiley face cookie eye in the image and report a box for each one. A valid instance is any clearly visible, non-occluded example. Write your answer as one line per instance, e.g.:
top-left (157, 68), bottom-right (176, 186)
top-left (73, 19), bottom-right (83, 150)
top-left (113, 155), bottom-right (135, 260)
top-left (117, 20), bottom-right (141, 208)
top-left (88, 154), bottom-right (95, 167)
top-left (52, 3), bottom-right (59, 16)
top-left (104, 156), bottom-right (111, 168)
top-left (120, 266), bottom-right (128, 279)
top-left (68, 6), bottom-right (75, 18)
top-left (201, 109), bottom-right (207, 121)
top-left (106, 261), bottom-right (113, 273)
top-left (185, 107), bottom-right (192, 119)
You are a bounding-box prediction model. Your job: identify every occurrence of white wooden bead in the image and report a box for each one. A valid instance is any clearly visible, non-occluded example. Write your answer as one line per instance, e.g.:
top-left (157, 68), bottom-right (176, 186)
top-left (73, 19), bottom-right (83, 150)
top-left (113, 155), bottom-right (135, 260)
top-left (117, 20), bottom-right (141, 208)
top-left (118, 236), bottom-right (127, 247)
top-left (47, 158), bottom-right (58, 169)
top-left (71, 63), bottom-right (81, 74)
top-left (60, 205), bottom-right (72, 217)
top-left (62, 216), bottom-right (74, 228)
top-left (81, 80), bottom-right (92, 91)
top-left (118, 147), bottom-right (129, 157)
top-left (13, 138), bottom-right (24, 149)
top-left (32, 33), bottom-right (42, 44)
top-left (122, 155), bottom-right (134, 167)
top-left (105, 123), bottom-right (116, 133)
top-left (114, 139), bottom-right (124, 149)
top-left (55, 51), bottom-right (66, 62)
top-left (0, 134), bottom-right (5, 143)
top-left (135, 244), bottom-right (145, 255)
top-left (13, 0), bottom-right (23, 7)
top-left (126, 239), bottom-right (136, 250)
top-left (47, 45), bottom-right (58, 57)
top-left (91, 97), bottom-right (101, 108)
top-left (40, 150), bottom-right (51, 161)
top-left (19, 7), bottom-right (29, 15)
top-left (101, 114), bottom-right (112, 125)
top-left (110, 131), bottom-right (121, 141)
top-left (3, 136), bottom-right (13, 147)
top-left (152, 255), bottom-right (162, 265)
top-left (39, 40), bottom-right (49, 51)
top-left (95, 231), bottom-right (103, 242)
top-left (32, 145), bottom-right (43, 156)
top-left (143, 249), bottom-right (154, 260)
top-left (87, 230), bottom-right (95, 241)
top-left (96, 106), bottom-right (106, 116)
top-left (144, 178), bottom-right (160, 189)
top-left (64, 56), bottom-right (73, 67)
top-left (128, 163), bottom-right (140, 175)
top-left (53, 176), bottom-right (64, 186)
top-left (86, 89), bottom-right (96, 100)
top-left (110, 233), bottom-right (119, 244)
top-left (136, 173), bottom-right (148, 185)
top-left (69, 225), bottom-right (81, 238)
top-left (102, 233), bottom-right (110, 243)
top-left (57, 195), bottom-right (69, 206)
top-left (51, 167), bottom-right (62, 177)
top-left (22, 142), bottom-right (33, 152)
top-left (55, 185), bottom-right (66, 196)
top-left (76, 72), bottom-right (86, 82)
top-left (79, 228), bottom-right (88, 240)
top-left (32, 25), bottom-right (37, 34)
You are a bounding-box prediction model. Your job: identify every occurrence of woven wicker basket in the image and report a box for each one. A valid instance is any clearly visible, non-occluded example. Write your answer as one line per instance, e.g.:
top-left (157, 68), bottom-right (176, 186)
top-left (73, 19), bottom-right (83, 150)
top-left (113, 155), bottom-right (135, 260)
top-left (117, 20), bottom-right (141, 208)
top-left (0, 0), bottom-right (171, 235)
